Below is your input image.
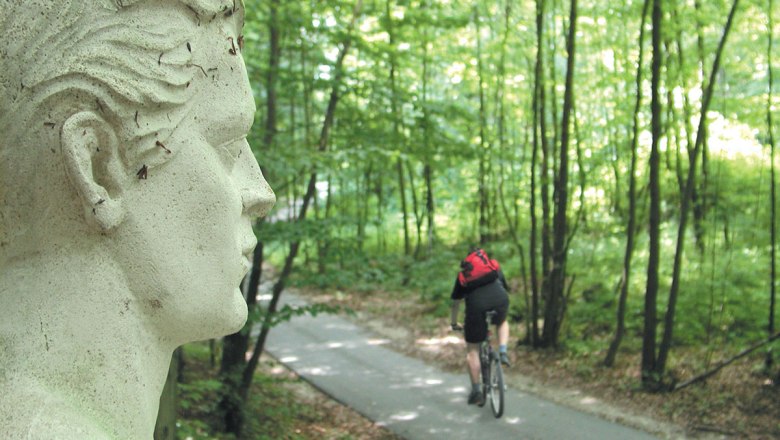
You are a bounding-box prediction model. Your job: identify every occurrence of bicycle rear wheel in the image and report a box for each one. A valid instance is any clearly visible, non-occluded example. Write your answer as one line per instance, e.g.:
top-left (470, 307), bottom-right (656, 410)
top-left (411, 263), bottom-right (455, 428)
top-left (489, 356), bottom-right (504, 418)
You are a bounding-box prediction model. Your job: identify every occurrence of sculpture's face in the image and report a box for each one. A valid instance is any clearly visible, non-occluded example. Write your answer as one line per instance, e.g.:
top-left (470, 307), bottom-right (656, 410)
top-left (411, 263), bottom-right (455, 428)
top-left (114, 12), bottom-right (274, 343)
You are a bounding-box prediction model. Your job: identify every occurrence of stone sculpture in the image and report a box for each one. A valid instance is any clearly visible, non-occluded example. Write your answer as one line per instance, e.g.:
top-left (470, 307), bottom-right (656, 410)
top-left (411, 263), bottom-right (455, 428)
top-left (0, 1), bottom-right (275, 438)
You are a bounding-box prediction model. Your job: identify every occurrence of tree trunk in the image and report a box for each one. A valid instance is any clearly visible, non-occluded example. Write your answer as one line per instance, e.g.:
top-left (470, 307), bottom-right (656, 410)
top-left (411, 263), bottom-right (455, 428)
top-left (238, 1), bottom-right (363, 407)
top-left (528, 0), bottom-right (546, 347)
top-left (424, 163), bottom-right (435, 252)
top-left (541, 0), bottom-right (577, 348)
top-left (691, 0), bottom-right (708, 255)
top-left (641, 0), bottom-right (663, 389)
top-left (356, 165), bottom-right (370, 251)
top-left (496, 0), bottom-right (510, 187)
top-left (475, 5), bottom-right (490, 244)
top-left (540, 35), bottom-right (553, 326)
top-left (375, 165), bottom-right (385, 253)
top-left (153, 348), bottom-right (180, 440)
top-left (219, 2), bottom-right (362, 436)
top-left (655, 0), bottom-right (741, 379)
top-left (406, 162), bottom-right (423, 259)
top-left (396, 157), bottom-right (409, 252)
top-left (421, 0), bottom-right (435, 254)
top-left (766, 0), bottom-right (777, 373)
top-left (571, 113), bottom-right (587, 233)
top-left (317, 175), bottom-right (333, 274)
top-left (386, 0), bottom-right (410, 256)
top-left (604, 0), bottom-right (650, 368)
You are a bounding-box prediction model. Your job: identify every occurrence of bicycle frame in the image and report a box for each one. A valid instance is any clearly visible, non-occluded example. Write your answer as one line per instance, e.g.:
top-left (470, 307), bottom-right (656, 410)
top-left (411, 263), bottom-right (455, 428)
top-left (479, 311), bottom-right (505, 418)
top-left (453, 309), bottom-right (505, 417)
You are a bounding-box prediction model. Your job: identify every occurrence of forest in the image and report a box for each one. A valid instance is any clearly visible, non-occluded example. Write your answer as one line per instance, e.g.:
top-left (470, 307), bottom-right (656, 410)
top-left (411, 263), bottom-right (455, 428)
top-left (160, 0), bottom-right (779, 438)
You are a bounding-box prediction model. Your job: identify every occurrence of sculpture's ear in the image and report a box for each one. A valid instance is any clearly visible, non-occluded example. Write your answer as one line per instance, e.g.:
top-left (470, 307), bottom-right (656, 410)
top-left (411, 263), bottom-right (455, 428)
top-left (61, 111), bottom-right (126, 232)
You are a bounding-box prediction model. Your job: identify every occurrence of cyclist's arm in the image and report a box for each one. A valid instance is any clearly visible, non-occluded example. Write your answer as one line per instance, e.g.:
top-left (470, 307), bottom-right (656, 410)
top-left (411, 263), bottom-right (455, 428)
top-left (450, 299), bottom-right (462, 327)
top-left (498, 269), bottom-right (509, 292)
top-left (450, 278), bottom-right (466, 329)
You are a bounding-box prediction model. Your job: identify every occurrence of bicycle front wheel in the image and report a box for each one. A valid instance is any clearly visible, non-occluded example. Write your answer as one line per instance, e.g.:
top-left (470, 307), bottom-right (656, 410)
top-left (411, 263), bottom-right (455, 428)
top-left (489, 356), bottom-right (504, 418)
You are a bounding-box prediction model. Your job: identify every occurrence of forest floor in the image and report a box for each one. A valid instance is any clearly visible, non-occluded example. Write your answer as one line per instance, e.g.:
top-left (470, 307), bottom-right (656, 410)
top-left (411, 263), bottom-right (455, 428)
top-left (178, 282), bottom-right (778, 439)
top-left (289, 286), bottom-right (780, 440)
top-left (178, 345), bottom-right (402, 439)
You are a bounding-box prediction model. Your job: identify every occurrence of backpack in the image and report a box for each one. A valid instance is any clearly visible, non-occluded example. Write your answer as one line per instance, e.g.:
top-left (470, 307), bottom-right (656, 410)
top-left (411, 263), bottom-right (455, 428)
top-left (458, 248), bottom-right (500, 288)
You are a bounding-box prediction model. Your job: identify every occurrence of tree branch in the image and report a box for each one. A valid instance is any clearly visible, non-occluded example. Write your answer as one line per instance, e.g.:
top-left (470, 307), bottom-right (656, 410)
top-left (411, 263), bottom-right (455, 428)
top-left (674, 331), bottom-right (780, 391)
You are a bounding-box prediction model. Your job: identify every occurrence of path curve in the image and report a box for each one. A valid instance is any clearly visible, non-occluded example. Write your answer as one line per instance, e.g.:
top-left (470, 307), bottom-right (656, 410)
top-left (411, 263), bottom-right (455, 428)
top-left (265, 292), bottom-right (661, 440)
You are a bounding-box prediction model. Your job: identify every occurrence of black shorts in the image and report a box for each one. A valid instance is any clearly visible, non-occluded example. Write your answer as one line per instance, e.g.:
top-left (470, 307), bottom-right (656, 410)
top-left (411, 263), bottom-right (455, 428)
top-left (463, 280), bottom-right (509, 343)
top-left (464, 306), bottom-right (507, 343)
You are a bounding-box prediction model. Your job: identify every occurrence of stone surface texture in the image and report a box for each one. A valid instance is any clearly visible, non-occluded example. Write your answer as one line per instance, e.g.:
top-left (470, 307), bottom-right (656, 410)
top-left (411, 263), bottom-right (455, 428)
top-left (0, 1), bottom-right (274, 438)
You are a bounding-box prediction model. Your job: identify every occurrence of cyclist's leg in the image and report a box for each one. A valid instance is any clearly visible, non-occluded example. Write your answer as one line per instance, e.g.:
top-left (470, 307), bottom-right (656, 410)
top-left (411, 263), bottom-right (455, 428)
top-left (480, 287), bottom-right (509, 347)
top-left (491, 305), bottom-right (511, 366)
top-left (497, 319), bottom-right (509, 347)
top-left (466, 343), bottom-right (484, 404)
top-left (466, 343), bottom-right (481, 384)
top-left (464, 310), bottom-right (488, 404)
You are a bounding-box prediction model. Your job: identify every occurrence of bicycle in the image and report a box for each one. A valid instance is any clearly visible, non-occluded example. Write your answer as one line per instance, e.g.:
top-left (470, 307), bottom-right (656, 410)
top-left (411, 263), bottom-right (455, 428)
top-left (453, 310), bottom-right (505, 418)
top-left (480, 310), bottom-right (505, 418)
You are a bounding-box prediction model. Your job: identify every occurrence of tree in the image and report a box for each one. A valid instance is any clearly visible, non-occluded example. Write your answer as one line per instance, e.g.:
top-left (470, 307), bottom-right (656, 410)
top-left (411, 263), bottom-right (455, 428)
top-left (528, 0), bottom-right (546, 347)
top-left (655, 0), bottom-right (741, 382)
top-left (387, 0), bottom-right (411, 257)
top-left (641, 0), bottom-right (664, 389)
top-left (541, 0), bottom-right (578, 348)
top-left (475, 5), bottom-right (491, 244)
top-left (153, 350), bottom-right (180, 440)
top-left (604, 0), bottom-right (651, 368)
top-left (192, 0), bottom-right (780, 411)
top-left (641, 0), bottom-right (742, 389)
top-left (767, 0), bottom-right (777, 373)
top-left (234, 5), bottom-right (363, 428)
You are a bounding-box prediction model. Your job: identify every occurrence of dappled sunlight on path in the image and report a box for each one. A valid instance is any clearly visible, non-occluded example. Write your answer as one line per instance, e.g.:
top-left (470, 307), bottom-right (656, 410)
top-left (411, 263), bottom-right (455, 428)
top-left (415, 335), bottom-right (464, 355)
top-left (265, 292), bottom-right (662, 440)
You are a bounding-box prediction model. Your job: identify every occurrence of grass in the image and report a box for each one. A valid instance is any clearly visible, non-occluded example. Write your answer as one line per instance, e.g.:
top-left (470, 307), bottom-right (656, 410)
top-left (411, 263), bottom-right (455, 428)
top-left (174, 342), bottom-right (400, 440)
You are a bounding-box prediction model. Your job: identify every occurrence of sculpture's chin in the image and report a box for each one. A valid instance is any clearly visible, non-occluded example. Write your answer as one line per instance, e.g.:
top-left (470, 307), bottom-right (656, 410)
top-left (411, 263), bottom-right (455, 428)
top-left (223, 288), bottom-right (249, 334)
top-left (173, 287), bottom-right (249, 344)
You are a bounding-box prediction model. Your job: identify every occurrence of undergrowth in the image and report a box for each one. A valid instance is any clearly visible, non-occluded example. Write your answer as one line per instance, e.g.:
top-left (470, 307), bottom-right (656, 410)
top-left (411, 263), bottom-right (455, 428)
top-left (176, 343), bottom-right (315, 440)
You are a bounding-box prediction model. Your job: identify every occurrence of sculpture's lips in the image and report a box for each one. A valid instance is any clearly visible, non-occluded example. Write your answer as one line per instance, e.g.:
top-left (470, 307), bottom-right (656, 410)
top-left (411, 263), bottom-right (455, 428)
top-left (241, 256), bottom-right (252, 278)
top-left (240, 236), bottom-right (257, 277)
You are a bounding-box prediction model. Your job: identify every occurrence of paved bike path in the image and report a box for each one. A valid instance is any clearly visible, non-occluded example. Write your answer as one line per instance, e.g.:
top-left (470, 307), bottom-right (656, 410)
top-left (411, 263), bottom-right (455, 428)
top-left (265, 293), bottom-right (660, 440)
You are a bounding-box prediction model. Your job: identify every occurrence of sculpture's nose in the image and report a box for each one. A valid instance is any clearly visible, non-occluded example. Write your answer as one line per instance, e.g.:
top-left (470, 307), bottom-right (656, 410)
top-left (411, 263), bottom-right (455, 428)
top-left (234, 141), bottom-right (275, 218)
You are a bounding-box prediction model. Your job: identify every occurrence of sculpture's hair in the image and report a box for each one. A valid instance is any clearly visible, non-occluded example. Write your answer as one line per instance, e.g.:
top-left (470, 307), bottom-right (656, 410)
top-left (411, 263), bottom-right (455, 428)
top-left (0, 0), bottom-right (243, 253)
top-left (0, 0), bottom-right (242, 162)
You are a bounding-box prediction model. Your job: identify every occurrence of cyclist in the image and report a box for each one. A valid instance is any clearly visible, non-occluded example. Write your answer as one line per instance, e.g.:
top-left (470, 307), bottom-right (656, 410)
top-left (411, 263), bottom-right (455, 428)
top-left (450, 248), bottom-right (511, 405)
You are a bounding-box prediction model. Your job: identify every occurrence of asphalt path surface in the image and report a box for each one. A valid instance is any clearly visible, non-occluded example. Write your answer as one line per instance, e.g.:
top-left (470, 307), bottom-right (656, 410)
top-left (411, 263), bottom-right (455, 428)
top-left (265, 293), bottom-right (660, 440)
